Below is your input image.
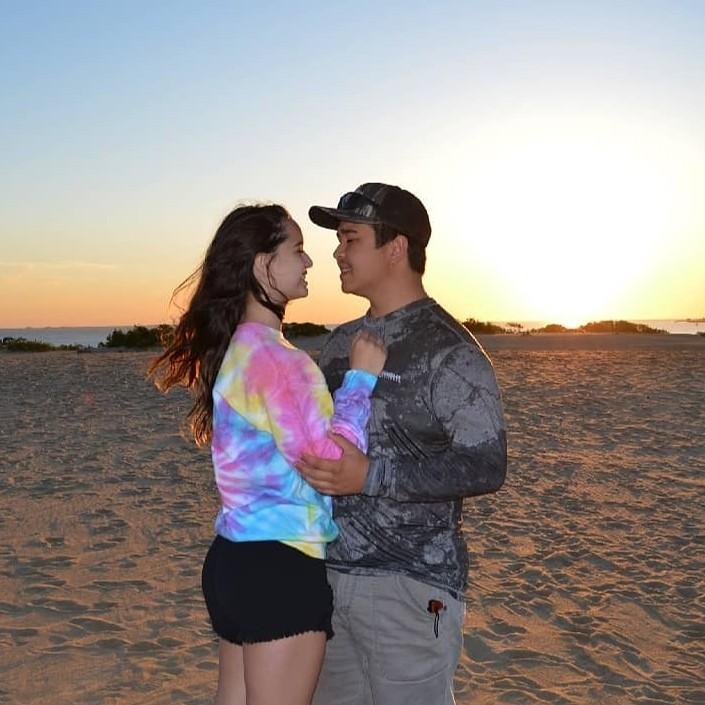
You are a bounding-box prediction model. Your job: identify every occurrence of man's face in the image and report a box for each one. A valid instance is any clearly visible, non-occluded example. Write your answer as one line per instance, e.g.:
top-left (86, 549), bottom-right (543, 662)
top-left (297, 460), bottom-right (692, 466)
top-left (333, 221), bottom-right (388, 298)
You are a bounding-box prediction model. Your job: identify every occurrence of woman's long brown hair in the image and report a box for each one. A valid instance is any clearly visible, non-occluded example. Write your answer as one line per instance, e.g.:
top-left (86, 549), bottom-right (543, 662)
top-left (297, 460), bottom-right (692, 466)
top-left (148, 204), bottom-right (288, 446)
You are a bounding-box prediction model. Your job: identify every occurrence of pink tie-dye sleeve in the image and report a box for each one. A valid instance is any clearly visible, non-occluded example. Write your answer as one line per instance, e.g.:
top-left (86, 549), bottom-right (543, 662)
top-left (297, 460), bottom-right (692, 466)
top-left (247, 342), bottom-right (375, 465)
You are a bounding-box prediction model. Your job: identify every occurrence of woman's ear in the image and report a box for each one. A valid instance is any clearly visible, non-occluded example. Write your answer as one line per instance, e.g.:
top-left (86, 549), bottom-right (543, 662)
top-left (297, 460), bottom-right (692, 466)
top-left (253, 252), bottom-right (273, 291)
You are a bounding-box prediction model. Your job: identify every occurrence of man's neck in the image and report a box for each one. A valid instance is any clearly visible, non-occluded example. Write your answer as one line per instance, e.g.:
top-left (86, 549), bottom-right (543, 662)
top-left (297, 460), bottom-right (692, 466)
top-left (368, 279), bottom-right (427, 318)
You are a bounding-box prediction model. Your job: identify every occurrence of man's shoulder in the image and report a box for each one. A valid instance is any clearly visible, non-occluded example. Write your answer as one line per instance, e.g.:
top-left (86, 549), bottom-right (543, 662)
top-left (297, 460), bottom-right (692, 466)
top-left (407, 300), bottom-right (481, 351)
top-left (399, 302), bottom-right (500, 384)
top-left (418, 305), bottom-right (501, 396)
top-left (323, 316), bottom-right (366, 350)
top-left (330, 315), bottom-right (366, 337)
top-left (319, 316), bottom-right (366, 371)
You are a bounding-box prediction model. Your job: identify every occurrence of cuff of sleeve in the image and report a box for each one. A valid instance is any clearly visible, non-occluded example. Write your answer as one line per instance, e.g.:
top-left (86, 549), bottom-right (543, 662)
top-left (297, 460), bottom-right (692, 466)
top-left (343, 369), bottom-right (378, 393)
top-left (362, 457), bottom-right (386, 496)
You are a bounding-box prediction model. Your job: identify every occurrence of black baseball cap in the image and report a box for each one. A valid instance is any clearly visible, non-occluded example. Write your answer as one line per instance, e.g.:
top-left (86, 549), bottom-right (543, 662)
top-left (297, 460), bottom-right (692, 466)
top-left (309, 183), bottom-right (431, 246)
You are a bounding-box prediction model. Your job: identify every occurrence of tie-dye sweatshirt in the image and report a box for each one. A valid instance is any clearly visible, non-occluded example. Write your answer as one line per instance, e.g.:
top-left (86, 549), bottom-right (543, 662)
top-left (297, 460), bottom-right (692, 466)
top-left (211, 321), bottom-right (377, 559)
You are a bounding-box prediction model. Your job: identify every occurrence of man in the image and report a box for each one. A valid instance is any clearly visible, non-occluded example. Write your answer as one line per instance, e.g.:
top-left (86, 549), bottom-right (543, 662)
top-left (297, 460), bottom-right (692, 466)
top-left (297, 183), bottom-right (507, 705)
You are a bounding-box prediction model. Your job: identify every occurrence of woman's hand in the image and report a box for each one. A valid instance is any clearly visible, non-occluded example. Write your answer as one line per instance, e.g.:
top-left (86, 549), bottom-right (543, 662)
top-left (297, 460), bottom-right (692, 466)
top-left (349, 330), bottom-right (387, 376)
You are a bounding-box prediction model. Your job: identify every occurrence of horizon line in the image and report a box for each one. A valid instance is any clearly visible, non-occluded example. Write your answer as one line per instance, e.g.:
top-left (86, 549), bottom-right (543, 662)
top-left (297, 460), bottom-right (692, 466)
top-left (2, 316), bottom-right (704, 330)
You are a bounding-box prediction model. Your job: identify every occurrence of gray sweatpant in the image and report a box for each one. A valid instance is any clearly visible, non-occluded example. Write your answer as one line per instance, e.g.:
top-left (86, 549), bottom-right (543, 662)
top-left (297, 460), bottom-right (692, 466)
top-left (312, 570), bottom-right (465, 705)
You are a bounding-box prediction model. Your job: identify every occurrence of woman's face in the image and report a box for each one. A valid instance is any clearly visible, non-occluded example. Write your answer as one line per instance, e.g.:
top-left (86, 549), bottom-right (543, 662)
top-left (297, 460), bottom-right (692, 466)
top-left (263, 218), bottom-right (313, 303)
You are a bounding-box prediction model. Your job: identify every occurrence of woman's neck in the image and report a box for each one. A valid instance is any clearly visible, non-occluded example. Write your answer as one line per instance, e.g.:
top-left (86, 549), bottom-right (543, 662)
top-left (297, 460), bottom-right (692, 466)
top-left (242, 295), bottom-right (283, 330)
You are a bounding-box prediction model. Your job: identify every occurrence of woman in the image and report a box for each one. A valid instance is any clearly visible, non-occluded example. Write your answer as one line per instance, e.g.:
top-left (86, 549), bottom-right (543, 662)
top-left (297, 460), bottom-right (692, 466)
top-left (150, 204), bottom-right (385, 705)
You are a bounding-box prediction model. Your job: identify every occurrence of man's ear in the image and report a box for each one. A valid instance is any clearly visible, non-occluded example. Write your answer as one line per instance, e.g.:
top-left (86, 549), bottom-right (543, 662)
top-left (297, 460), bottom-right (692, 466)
top-left (389, 234), bottom-right (409, 265)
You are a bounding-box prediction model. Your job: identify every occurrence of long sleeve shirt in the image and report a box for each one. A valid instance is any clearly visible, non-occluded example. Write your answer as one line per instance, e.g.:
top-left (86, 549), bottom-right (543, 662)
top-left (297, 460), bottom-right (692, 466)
top-left (318, 298), bottom-right (507, 594)
top-left (211, 321), bottom-right (377, 558)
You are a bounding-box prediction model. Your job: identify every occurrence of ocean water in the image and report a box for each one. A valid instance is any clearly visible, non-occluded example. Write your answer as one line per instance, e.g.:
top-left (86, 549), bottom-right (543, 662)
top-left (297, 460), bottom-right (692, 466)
top-left (1, 319), bottom-right (703, 347)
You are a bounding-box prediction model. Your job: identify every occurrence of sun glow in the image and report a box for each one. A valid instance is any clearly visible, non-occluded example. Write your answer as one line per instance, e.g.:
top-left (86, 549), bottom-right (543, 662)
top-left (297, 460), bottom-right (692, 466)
top-left (432, 114), bottom-right (697, 325)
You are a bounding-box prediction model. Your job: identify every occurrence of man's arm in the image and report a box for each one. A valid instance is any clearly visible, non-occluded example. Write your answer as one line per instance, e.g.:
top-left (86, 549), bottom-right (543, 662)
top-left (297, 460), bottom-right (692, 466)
top-left (363, 435), bottom-right (506, 502)
top-left (298, 344), bottom-right (506, 500)
top-left (365, 344), bottom-right (506, 501)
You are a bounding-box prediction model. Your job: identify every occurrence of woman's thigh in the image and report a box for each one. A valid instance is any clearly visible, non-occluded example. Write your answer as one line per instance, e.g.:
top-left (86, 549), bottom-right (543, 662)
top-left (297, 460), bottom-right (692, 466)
top-left (216, 639), bottom-right (246, 705)
top-left (244, 631), bottom-right (327, 705)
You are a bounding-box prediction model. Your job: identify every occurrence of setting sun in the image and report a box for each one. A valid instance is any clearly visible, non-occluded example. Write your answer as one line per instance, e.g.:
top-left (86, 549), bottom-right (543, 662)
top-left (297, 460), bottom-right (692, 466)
top-left (425, 113), bottom-right (700, 326)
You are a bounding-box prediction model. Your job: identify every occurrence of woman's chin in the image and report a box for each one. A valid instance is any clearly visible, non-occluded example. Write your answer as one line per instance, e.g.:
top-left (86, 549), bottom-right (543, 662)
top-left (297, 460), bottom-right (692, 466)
top-left (289, 286), bottom-right (309, 301)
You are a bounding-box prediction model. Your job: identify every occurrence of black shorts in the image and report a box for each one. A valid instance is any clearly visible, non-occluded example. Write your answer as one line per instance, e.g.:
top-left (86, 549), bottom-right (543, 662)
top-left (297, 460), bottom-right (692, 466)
top-left (201, 536), bottom-right (334, 645)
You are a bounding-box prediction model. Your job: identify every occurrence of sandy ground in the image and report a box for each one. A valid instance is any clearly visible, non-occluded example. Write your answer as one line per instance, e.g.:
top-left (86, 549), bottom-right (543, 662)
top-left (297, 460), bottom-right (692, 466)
top-left (0, 334), bottom-right (703, 704)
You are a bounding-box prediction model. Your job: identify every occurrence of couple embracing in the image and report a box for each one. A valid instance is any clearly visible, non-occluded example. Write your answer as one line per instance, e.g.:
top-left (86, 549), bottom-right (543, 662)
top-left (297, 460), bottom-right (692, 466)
top-left (151, 182), bottom-right (507, 705)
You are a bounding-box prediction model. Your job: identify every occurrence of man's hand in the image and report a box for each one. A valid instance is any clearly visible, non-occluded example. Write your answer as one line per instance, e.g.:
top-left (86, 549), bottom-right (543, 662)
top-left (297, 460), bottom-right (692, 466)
top-left (296, 434), bottom-right (369, 495)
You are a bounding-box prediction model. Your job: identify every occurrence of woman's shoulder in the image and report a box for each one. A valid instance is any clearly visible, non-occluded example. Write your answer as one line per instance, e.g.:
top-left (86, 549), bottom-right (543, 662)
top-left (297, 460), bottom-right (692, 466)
top-left (241, 325), bottom-right (322, 389)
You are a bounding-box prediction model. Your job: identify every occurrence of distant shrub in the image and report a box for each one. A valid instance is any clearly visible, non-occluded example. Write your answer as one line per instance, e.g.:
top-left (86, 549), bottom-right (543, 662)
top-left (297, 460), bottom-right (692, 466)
top-left (461, 318), bottom-right (508, 335)
top-left (533, 323), bottom-right (571, 333)
top-left (528, 320), bottom-right (669, 334)
top-left (283, 322), bottom-right (329, 338)
top-left (2, 337), bottom-right (54, 352)
top-left (154, 324), bottom-right (175, 347)
top-left (1, 337), bottom-right (82, 352)
top-left (101, 325), bottom-right (166, 348)
top-left (579, 320), bottom-right (667, 334)
top-left (99, 323), bottom-right (328, 349)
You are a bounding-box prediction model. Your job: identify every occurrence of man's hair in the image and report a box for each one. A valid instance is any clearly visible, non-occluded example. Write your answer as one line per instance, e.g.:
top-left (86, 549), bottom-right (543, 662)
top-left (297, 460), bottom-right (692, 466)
top-left (373, 223), bottom-right (426, 275)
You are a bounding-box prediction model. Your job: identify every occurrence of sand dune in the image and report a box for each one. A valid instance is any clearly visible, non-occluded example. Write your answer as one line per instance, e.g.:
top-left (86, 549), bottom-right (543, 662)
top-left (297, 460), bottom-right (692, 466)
top-left (1, 336), bottom-right (703, 704)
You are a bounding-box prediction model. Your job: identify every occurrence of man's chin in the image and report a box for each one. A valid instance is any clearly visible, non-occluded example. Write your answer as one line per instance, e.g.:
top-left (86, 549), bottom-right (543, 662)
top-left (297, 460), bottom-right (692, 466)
top-left (341, 284), bottom-right (368, 300)
top-left (340, 274), bottom-right (355, 294)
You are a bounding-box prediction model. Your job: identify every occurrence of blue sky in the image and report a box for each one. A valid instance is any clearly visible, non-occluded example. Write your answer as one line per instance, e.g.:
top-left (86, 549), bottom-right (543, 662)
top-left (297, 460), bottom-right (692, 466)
top-left (2, 1), bottom-right (704, 325)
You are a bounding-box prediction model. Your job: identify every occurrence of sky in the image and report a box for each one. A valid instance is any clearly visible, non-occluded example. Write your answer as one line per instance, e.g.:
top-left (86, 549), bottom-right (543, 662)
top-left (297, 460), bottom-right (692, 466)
top-left (2, 0), bottom-right (704, 327)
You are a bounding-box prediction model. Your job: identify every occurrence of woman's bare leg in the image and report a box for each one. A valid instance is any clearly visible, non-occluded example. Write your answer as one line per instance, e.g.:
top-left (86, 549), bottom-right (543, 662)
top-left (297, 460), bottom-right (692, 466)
top-left (243, 631), bottom-right (326, 705)
top-left (215, 639), bottom-right (246, 705)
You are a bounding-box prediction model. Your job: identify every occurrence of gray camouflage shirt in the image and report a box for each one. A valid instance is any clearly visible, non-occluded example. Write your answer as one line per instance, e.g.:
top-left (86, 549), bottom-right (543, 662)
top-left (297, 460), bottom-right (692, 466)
top-left (319, 297), bottom-right (507, 595)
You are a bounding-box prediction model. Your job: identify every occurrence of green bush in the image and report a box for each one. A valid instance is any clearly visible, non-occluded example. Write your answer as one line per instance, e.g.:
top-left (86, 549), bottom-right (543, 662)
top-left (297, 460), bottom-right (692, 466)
top-left (533, 323), bottom-right (571, 333)
top-left (579, 320), bottom-right (666, 334)
top-left (529, 320), bottom-right (668, 334)
top-left (101, 325), bottom-right (168, 348)
top-left (101, 323), bottom-right (328, 348)
top-left (282, 322), bottom-right (329, 338)
top-left (461, 318), bottom-right (508, 335)
top-left (3, 337), bottom-right (54, 352)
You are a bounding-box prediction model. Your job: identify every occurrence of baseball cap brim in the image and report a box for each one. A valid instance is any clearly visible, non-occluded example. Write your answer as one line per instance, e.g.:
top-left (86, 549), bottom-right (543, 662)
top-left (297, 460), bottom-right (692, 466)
top-left (308, 205), bottom-right (382, 231)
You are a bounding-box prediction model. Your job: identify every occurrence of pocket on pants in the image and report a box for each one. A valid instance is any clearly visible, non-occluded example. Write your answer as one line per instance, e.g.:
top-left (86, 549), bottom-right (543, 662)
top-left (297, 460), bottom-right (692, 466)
top-left (373, 574), bottom-right (464, 684)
